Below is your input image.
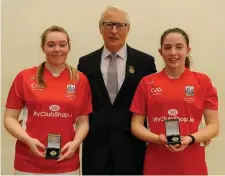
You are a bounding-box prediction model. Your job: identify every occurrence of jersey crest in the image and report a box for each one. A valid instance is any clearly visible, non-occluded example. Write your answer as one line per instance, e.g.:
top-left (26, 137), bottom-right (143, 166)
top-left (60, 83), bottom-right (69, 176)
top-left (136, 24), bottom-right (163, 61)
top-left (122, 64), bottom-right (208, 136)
top-left (185, 86), bottom-right (194, 96)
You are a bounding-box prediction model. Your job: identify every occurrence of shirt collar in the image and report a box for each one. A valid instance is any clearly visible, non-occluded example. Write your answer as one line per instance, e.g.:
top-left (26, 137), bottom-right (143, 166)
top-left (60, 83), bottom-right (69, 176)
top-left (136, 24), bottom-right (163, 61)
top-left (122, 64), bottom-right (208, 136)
top-left (102, 44), bottom-right (127, 60)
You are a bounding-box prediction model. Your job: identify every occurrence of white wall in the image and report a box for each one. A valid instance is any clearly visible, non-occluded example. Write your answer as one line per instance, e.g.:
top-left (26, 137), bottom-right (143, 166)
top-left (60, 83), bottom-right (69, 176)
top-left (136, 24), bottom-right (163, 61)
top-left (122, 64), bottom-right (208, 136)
top-left (1, 0), bottom-right (225, 174)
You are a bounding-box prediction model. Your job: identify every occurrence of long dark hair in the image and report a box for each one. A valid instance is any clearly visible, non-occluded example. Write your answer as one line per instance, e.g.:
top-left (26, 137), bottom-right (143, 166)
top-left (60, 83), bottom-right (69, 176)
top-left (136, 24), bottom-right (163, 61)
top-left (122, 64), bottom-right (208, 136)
top-left (160, 28), bottom-right (190, 68)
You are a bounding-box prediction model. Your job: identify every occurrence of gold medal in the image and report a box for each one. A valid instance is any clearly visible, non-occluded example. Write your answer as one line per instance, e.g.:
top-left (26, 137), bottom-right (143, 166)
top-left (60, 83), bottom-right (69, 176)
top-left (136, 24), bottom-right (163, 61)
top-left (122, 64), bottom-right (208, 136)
top-left (172, 136), bottom-right (179, 142)
top-left (50, 150), bottom-right (57, 156)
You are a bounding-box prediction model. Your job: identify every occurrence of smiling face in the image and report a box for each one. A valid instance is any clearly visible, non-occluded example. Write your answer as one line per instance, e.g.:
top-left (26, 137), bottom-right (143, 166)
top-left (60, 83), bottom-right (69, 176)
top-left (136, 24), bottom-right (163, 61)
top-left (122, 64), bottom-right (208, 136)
top-left (42, 31), bottom-right (70, 66)
top-left (159, 32), bottom-right (191, 70)
top-left (99, 8), bottom-right (130, 53)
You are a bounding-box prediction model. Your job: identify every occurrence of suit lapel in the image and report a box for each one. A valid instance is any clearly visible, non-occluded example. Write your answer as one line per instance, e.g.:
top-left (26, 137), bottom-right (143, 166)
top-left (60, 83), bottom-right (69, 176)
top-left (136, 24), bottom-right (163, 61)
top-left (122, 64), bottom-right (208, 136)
top-left (114, 45), bottom-right (135, 103)
top-left (93, 47), bottom-right (112, 103)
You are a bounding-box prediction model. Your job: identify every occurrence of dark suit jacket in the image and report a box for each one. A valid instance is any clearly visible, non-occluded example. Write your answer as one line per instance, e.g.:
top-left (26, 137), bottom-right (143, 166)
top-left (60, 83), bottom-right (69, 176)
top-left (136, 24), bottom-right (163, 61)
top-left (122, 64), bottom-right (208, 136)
top-left (78, 45), bottom-right (157, 174)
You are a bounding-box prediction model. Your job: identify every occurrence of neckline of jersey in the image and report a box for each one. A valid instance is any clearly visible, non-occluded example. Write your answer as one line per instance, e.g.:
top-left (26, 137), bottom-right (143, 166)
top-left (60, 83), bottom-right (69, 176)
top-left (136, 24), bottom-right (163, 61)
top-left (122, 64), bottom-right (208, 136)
top-left (161, 67), bottom-right (190, 81)
top-left (43, 65), bottom-right (68, 79)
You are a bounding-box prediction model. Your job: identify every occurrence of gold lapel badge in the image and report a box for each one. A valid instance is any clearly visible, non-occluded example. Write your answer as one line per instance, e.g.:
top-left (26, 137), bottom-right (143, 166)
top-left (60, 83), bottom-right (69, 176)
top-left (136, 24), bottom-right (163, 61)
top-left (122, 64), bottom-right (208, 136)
top-left (128, 66), bottom-right (135, 74)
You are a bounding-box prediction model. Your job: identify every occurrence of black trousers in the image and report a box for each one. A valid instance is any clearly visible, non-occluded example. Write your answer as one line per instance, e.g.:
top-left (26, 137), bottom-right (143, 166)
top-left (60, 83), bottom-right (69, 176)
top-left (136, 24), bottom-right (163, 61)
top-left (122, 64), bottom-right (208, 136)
top-left (83, 149), bottom-right (142, 175)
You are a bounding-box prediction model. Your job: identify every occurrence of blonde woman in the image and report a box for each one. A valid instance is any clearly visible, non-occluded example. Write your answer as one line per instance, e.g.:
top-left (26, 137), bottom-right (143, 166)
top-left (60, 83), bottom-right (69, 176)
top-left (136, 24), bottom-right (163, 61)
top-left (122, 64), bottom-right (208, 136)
top-left (4, 25), bottom-right (92, 175)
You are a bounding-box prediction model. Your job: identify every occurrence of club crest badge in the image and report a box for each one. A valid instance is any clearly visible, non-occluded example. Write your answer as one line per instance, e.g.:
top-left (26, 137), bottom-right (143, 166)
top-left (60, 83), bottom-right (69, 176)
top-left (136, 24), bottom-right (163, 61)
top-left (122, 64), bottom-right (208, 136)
top-left (67, 84), bottom-right (76, 93)
top-left (185, 86), bottom-right (194, 96)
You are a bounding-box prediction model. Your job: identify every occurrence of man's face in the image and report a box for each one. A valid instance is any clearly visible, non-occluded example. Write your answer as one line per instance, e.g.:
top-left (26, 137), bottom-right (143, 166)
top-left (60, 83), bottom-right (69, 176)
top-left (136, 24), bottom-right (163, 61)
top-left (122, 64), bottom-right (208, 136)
top-left (99, 9), bottom-right (130, 53)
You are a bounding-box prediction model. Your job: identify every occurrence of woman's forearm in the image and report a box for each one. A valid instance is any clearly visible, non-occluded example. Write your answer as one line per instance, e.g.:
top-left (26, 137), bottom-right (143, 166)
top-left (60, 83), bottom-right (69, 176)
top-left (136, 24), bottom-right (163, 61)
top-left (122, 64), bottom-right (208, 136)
top-left (131, 123), bottom-right (160, 144)
top-left (191, 123), bottom-right (219, 143)
top-left (192, 109), bottom-right (220, 143)
top-left (4, 117), bottom-right (31, 145)
top-left (73, 115), bottom-right (89, 146)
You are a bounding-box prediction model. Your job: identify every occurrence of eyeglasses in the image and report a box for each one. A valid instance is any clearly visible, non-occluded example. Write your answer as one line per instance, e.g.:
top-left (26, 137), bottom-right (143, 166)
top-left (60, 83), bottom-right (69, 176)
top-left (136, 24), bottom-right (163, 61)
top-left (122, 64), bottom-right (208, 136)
top-left (102, 22), bottom-right (127, 31)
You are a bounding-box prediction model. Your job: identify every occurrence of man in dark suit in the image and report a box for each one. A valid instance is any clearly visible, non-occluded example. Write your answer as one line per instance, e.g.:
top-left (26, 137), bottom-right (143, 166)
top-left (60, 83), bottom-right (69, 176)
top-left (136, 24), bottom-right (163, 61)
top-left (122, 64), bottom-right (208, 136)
top-left (78, 5), bottom-right (157, 175)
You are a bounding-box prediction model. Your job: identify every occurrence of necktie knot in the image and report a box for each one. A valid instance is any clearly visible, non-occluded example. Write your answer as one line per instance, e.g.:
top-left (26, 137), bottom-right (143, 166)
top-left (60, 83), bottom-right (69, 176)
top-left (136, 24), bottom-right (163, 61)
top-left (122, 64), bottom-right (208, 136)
top-left (109, 53), bottom-right (118, 61)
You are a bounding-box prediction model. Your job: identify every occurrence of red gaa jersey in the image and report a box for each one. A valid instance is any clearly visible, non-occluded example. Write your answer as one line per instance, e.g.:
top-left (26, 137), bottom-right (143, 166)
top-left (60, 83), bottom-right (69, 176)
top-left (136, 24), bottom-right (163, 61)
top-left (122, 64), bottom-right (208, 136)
top-left (130, 68), bottom-right (218, 175)
top-left (6, 66), bottom-right (92, 174)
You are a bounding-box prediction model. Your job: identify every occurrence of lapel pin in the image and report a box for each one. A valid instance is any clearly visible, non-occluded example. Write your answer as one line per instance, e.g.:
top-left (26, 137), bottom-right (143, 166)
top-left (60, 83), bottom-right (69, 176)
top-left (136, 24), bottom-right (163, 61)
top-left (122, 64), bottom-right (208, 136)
top-left (128, 66), bottom-right (135, 74)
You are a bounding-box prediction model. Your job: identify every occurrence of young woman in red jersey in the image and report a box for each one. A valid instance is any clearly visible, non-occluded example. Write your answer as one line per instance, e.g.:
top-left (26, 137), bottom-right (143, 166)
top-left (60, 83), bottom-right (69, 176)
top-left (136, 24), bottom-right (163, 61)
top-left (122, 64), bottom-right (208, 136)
top-left (4, 25), bottom-right (92, 175)
top-left (130, 28), bottom-right (219, 175)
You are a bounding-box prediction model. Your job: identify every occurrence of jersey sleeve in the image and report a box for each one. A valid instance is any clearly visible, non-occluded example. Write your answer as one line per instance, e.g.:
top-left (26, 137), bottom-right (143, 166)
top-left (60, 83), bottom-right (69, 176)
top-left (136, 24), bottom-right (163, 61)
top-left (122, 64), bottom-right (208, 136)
top-left (130, 77), bottom-right (148, 116)
top-left (77, 73), bottom-right (92, 116)
top-left (204, 76), bottom-right (218, 110)
top-left (6, 72), bottom-right (25, 109)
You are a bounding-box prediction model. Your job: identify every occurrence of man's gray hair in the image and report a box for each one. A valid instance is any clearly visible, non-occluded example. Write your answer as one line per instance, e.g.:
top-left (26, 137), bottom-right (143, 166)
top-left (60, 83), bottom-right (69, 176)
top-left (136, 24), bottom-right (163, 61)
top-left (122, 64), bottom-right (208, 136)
top-left (99, 5), bottom-right (130, 24)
